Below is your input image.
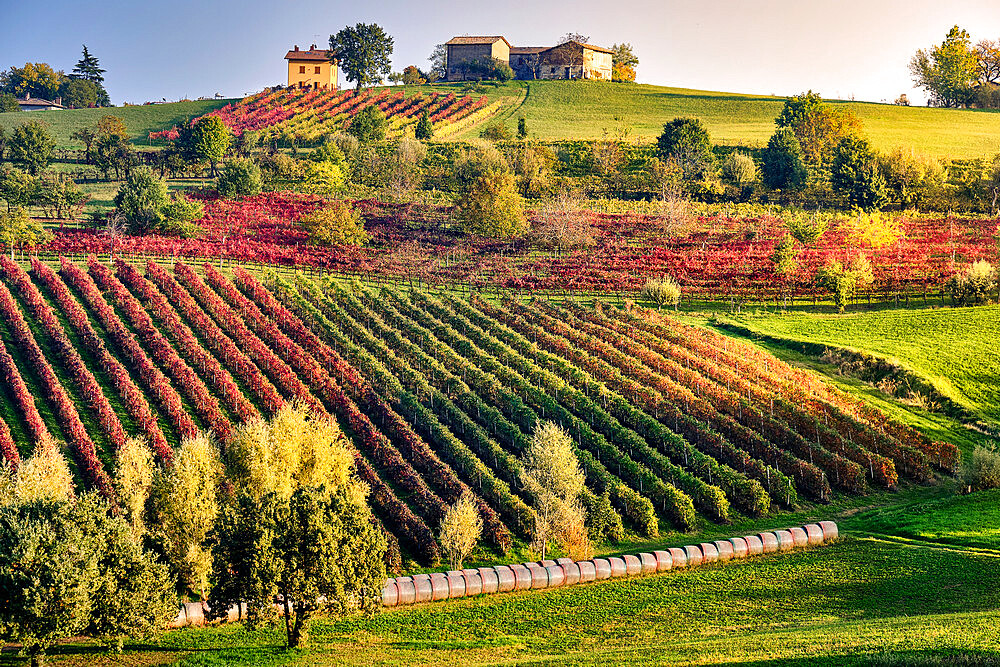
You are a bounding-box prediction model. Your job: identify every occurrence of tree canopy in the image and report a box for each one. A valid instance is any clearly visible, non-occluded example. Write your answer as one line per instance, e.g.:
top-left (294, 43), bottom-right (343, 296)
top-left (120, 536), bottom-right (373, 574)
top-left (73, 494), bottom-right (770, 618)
top-left (611, 43), bottom-right (639, 82)
top-left (329, 23), bottom-right (394, 91)
top-left (910, 26), bottom-right (979, 108)
top-left (0, 63), bottom-right (64, 100)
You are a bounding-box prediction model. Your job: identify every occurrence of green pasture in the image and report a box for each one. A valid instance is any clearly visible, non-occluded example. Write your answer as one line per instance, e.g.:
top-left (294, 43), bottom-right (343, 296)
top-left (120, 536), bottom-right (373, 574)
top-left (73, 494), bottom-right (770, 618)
top-left (727, 305), bottom-right (1000, 428)
top-left (0, 99), bottom-right (232, 149)
top-left (4, 82), bottom-right (1000, 158)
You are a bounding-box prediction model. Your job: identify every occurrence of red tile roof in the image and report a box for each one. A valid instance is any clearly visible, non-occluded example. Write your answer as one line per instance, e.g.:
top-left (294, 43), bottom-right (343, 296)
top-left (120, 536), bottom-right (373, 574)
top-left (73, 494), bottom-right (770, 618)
top-left (445, 36), bottom-right (512, 48)
top-left (510, 46), bottom-right (547, 55)
top-left (285, 49), bottom-right (333, 62)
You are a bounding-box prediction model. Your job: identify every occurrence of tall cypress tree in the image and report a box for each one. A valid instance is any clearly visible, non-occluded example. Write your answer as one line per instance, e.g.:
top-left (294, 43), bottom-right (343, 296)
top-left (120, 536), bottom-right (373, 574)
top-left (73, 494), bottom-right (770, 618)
top-left (72, 45), bottom-right (110, 106)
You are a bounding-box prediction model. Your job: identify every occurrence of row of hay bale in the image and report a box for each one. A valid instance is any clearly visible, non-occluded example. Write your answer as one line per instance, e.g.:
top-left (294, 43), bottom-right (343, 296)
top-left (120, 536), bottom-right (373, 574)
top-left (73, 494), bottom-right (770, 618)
top-left (381, 520), bottom-right (838, 607)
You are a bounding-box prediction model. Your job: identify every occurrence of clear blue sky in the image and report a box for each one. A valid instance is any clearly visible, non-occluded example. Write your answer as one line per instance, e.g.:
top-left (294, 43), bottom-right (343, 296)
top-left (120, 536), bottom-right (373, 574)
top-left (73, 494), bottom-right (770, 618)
top-left (1, 0), bottom-right (998, 104)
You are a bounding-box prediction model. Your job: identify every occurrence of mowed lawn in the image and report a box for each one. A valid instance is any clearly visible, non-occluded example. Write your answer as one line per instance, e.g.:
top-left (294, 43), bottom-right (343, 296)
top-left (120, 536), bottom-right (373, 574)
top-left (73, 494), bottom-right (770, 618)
top-left (731, 306), bottom-right (1000, 427)
top-left (0, 99), bottom-right (232, 148)
top-left (18, 536), bottom-right (998, 666)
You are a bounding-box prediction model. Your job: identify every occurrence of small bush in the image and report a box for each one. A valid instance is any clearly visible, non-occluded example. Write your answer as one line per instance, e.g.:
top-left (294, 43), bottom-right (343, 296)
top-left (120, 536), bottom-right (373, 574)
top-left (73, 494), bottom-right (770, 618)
top-left (657, 118), bottom-right (714, 179)
top-left (159, 193), bottom-right (204, 238)
top-left (722, 152), bottom-right (757, 185)
top-left (454, 140), bottom-right (508, 184)
top-left (347, 106), bottom-right (387, 143)
top-left (414, 111), bottom-right (433, 140)
top-left (216, 158), bottom-right (262, 199)
top-left (301, 200), bottom-right (369, 246)
top-left (330, 132), bottom-right (361, 162)
top-left (309, 140), bottom-right (348, 167)
top-left (480, 123), bottom-right (513, 142)
top-left (831, 136), bottom-right (889, 211)
top-left (455, 168), bottom-right (526, 239)
top-left (301, 161), bottom-right (347, 197)
top-left (949, 260), bottom-right (997, 306)
top-left (784, 210), bottom-right (830, 244)
top-left (641, 276), bottom-right (682, 309)
top-left (761, 128), bottom-right (807, 190)
top-left (961, 445), bottom-right (1000, 492)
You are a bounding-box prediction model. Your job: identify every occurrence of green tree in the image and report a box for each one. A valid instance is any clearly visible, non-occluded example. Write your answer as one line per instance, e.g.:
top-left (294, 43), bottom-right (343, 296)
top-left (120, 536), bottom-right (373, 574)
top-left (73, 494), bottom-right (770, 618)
top-left (188, 116), bottom-right (231, 177)
top-left (831, 136), bottom-right (889, 211)
top-left (216, 157), bottom-right (262, 199)
top-left (657, 117), bottom-right (714, 179)
top-left (415, 111), bottom-right (433, 140)
top-left (775, 91), bottom-right (862, 167)
top-left (761, 128), bottom-right (808, 189)
top-left (71, 45), bottom-right (109, 105)
top-left (301, 161), bottom-right (347, 197)
top-left (402, 65), bottom-right (425, 85)
top-left (0, 93), bottom-right (19, 113)
top-left (7, 121), bottom-right (55, 175)
top-left (456, 168), bottom-right (526, 238)
top-left (92, 116), bottom-right (136, 180)
top-left (610, 43), bottom-right (639, 82)
top-left (59, 79), bottom-right (98, 109)
top-left (428, 44), bottom-right (448, 81)
top-left (36, 174), bottom-right (88, 220)
top-left (0, 207), bottom-right (52, 259)
top-left (721, 151), bottom-right (757, 185)
top-left (0, 494), bottom-right (175, 666)
top-left (113, 166), bottom-right (168, 230)
top-left (0, 166), bottom-right (38, 212)
top-left (0, 63), bottom-right (64, 100)
top-left (347, 105), bottom-right (387, 143)
top-left (329, 23), bottom-right (394, 91)
top-left (910, 26), bottom-right (979, 108)
top-left (816, 255), bottom-right (874, 312)
top-left (210, 484), bottom-right (387, 648)
top-left (517, 116), bottom-right (528, 139)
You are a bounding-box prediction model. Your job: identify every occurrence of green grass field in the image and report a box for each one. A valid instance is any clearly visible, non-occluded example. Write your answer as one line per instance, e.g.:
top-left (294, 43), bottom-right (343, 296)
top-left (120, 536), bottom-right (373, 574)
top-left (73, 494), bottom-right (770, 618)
top-left (0, 99), bottom-right (232, 149)
top-left (4, 82), bottom-right (1000, 158)
top-left (727, 306), bottom-right (1000, 428)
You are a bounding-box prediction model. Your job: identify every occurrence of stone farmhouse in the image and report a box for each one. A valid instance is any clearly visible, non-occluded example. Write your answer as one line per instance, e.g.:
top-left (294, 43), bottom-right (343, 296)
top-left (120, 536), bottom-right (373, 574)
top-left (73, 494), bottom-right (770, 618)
top-left (444, 36), bottom-right (613, 82)
top-left (285, 44), bottom-right (339, 90)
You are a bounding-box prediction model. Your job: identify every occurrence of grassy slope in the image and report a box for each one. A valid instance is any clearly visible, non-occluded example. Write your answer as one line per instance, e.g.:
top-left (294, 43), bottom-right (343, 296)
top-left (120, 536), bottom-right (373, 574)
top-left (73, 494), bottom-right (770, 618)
top-left (4, 83), bottom-right (999, 158)
top-left (0, 99), bottom-right (232, 149)
top-left (23, 536), bottom-right (1000, 666)
top-left (453, 81), bottom-right (1000, 158)
top-left (727, 306), bottom-right (1000, 427)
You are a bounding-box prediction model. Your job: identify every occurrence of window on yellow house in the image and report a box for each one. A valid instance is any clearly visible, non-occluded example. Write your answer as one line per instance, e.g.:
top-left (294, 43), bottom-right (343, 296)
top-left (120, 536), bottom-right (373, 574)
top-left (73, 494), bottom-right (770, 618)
top-left (299, 65), bottom-right (306, 74)
top-left (315, 66), bottom-right (321, 74)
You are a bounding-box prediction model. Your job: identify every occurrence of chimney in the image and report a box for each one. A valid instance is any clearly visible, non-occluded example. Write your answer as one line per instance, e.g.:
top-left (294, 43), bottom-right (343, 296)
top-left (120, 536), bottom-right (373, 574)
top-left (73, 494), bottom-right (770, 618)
top-left (310, 43), bottom-right (317, 50)
top-left (294, 45), bottom-right (299, 51)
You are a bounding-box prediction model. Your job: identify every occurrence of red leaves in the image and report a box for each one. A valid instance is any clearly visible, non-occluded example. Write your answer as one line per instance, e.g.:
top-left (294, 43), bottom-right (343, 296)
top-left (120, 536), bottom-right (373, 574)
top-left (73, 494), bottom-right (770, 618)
top-left (0, 278), bottom-right (113, 498)
top-left (0, 257), bottom-right (128, 454)
top-left (60, 257), bottom-right (199, 444)
top-left (87, 257), bottom-right (232, 441)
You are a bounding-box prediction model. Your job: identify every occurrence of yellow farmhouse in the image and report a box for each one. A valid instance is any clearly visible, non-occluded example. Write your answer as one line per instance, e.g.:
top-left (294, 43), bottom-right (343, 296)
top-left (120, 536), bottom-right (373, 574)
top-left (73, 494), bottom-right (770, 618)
top-left (285, 44), bottom-right (338, 90)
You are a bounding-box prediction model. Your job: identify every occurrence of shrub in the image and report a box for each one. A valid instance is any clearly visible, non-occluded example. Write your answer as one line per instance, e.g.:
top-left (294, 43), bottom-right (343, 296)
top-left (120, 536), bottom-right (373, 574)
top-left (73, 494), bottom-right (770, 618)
top-left (454, 140), bottom-right (507, 184)
top-left (300, 200), bottom-right (369, 246)
top-left (301, 161), bottom-right (347, 197)
top-left (722, 151), bottom-right (757, 185)
top-left (216, 157), bottom-right (262, 199)
top-left (831, 136), bottom-right (889, 211)
top-left (0, 206), bottom-right (52, 259)
top-left (761, 128), bottom-right (808, 190)
top-left (640, 276), bottom-right (682, 309)
top-left (949, 260), bottom-right (997, 306)
top-left (522, 422), bottom-right (588, 561)
top-left (438, 493), bottom-right (482, 570)
top-left (771, 233), bottom-right (799, 277)
top-left (517, 116), bottom-right (528, 139)
top-left (414, 112), bottom-right (433, 140)
top-left (6, 120), bottom-right (55, 175)
top-left (309, 140), bottom-right (348, 167)
top-left (455, 168), bottom-right (526, 238)
top-left (113, 166), bottom-right (167, 230)
top-left (258, 153), bottom-right (303, 185)
top-left (816, 255), bottom-right (873, 312)
top-left (385, 137), bottom-right (427, 193)
top-left (776, 91), bottom-right (862, 167)
top-left (158, 193), bottom-right (204, 238)
top-left (657, 117), bottom-right (714, 179)
top-left (530, 189), bottom-right (594, 250)
top-left (879, 148), bottom-right (945, 208)
top-left (784, 209), bottom-right (830, 244)
top-left (114, 437), bottom-right (154, 536)
top-left (330, 131), bottom-right (361, 162)
top-left (347, 105), bottom-right (387, 143)
top-left (480, 123), bottom-right (513, 142)
top-left (843, 210), bottom-right (904, 248)
top-left (961, 445), bottom-right (1000, 491)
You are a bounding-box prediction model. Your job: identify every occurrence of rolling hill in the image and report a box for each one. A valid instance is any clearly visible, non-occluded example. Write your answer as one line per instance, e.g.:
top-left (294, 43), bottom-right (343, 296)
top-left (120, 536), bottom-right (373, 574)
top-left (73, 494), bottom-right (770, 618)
top-left (2, 81), bottom-right (999, 158)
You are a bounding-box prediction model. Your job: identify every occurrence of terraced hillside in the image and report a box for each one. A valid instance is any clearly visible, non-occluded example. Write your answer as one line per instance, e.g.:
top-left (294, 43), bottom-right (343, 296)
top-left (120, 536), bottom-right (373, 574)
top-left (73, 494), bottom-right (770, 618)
top-left (0, 257), bottom-right (957, 566)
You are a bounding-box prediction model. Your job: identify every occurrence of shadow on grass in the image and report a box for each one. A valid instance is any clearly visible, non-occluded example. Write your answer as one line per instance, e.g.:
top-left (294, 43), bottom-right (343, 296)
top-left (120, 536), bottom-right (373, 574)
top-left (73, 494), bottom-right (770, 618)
top-left (735, 650), bottom-right (1000, 667)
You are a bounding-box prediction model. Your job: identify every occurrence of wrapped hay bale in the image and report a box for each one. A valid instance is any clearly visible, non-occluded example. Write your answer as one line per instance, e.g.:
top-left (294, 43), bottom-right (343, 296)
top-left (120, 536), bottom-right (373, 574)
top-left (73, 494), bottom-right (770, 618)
top-left (623, 554), bottom-right (642, 576)
top-left (609, 557), bottom-right (628, 578)
top-left (743, 535), bottom-right (764, 555)
top-left (461, 569), bottom-right (483, 596)
top-left (561, 561), bottom-right (581, 585)
top-left (699, 543), bottom-right (719, 564)
top-left (446, 571), bottom-right (466, 598)
top-left (510, 564), bottom-right (532, 590)
top-left (526, 563), bottom-right (549, 589)
top-left (684, 545), bottom-right (704, 567)
top-left (639, 553), bottom-right (658, 574)
top-left (545, 564), bottom-right (566, 587)
top-left (430, 572), bottom-right (450, 600)
top-left (729, 537), bottom-right (749, 559)
top-left (713, 540), bottom-right (734, 562)
top-left (653, 550), bottom-right (673, 571)
top-left (381, 579), bottom-right (399, 607)
top-left (773, 530), bottom-right (795, 552)
top-left (395, 577), bottom-right (416, 605)
top-left (578, 560), bottom-right (597, 583)
top-left (758, 532), bottom-right (779, 553)
top-left (804, 523), bottom-right (824, 546)
top-left (413, 574), bottom-right (433, 603)
top-left (668, 547), bottom-right (688, 568)
top-left (819, 520), bottom-right (839, 541)
top-left (493, 566), bottom-right (515, 593)
top-left (789, 526), bottom-right (809, 548)
top-left (593, 558), bottom-right (612, 580)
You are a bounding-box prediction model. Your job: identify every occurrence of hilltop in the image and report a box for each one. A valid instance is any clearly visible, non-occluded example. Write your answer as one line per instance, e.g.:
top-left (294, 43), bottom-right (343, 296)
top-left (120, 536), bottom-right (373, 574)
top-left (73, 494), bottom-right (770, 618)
top-left (2, 82), bottom-right (999, 158)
